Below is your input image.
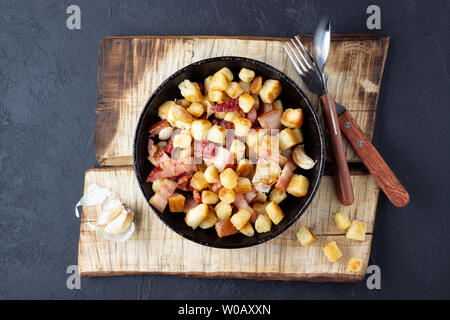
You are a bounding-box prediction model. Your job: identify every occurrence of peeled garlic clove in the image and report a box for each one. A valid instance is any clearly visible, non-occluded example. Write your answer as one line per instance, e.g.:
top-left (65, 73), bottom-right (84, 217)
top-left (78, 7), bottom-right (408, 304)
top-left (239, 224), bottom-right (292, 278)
top-left (87, 222), bottom-right (135, 243)
top-left (158, 126), bottom-right (174, 140)
top-left (292, 145), bottom-right (317, 170)
top-left (97, 202), bottom-right (124, 226)
top-left (104, 209), bottom-right (133, 235)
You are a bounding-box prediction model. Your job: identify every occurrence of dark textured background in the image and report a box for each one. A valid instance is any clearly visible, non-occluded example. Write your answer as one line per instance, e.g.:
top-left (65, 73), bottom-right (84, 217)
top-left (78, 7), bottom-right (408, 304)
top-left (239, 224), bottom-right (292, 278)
top-left (0, 0), bottom-right (449, 299)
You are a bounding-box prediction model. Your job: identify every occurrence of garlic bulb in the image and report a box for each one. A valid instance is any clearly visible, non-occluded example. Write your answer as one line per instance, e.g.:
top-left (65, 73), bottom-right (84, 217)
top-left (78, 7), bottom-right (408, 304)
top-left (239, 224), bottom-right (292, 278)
top-left (75, 184), bottom-right (135, 242)
top-left (292, 145), bottom-right (317, 170)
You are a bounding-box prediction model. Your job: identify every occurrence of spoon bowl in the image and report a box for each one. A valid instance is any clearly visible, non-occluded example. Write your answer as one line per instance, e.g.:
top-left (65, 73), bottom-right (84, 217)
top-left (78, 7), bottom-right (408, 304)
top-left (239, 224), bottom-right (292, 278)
top-left (312, 16), bottom-right (331, 74)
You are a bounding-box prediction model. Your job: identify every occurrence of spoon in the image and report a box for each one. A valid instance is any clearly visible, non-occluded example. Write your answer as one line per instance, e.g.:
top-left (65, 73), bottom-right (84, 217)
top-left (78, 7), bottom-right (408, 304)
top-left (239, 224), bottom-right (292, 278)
top-left (313, 17), bottom-right (331, 77)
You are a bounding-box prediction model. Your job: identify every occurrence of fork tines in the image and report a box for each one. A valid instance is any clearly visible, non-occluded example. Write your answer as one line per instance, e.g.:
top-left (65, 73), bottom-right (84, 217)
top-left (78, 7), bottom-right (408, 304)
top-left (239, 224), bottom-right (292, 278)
top-left (283, 35), bottom-right (317, 76)
top-left (283, 35), bottom-right (324, 96)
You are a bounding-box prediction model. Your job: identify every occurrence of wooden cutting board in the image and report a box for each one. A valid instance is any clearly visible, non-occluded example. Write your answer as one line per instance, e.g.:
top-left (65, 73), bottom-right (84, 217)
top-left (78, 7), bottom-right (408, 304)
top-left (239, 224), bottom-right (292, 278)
top-left (79, 35), bottom-right (389, 281)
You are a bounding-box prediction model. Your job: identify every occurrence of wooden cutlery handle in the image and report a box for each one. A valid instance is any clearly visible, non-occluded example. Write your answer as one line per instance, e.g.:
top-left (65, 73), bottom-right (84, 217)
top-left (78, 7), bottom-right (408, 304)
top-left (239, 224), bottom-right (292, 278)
top-left (338, 110), bottom-right (410, 207)
top-left (320, 94), bottom-right (354, 206)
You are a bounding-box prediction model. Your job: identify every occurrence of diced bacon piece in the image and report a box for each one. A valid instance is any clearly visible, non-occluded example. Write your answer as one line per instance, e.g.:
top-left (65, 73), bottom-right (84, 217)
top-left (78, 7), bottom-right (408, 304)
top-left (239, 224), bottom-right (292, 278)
top-left (163, 129), bottom-right (181, 154)
top-left (210, 182), bottom-right (223, 193)
top-left (149, 192), bottom-right (168, 213)
top-left (225, 129), bottom-right (238, 149)
top-left (160, 179), bottom-right (178, 197)
top-left (220, 120), bottom-right (234, 129)
top-left (194, 141), bottom-right (216, 160)
top-left (215, 219), bottom-right (239, 238)
top-left (262, 103), bottom-right (273, 113)
top-left (275, 160), bottom-right (296, 192)
top-left (280, 148), bottom-right (293, 162)
top-left (149, 179), bottom-right (178, 213)
top-left (149, 119), bottom-right (170, 137)
top-left (211, 147), bottom-right (234, 172)
top-left (146, 166), bottom-right (163, 182)
top-left (211, 98), bottom-right (240, 112)
top-left (184, 196), bottom-right (197, 213)
top-left (148, 138), bottom-right (158, 154)
top-left (234, 193), bottom-right (258, 223)
top-left (146, 157), bottom-right (197, 182)
top-left (277, 154), bottom-right (289, 167)
top-left (258, 109), bottom-right (282, 129)
top-left (212, 119), bottom-right (234, 129)
top-left (177, 174), bottom-right (193, 191)
top-left (149, 149), bottom-right (171, 167)
top-left (193, 189), bottom-right (202, 204)
top-left (163, 139), bottom-right (174, 154)
top-left (178, 184), bottom-right (194, 192)
top-left (244, 190), bottom-right (258, 203)
top-left (246, 107), bottom-right (257, 126)
top-left (161, 157), bottom-right (196, 175)
top-left (148, 138), bottom-right (172, 167)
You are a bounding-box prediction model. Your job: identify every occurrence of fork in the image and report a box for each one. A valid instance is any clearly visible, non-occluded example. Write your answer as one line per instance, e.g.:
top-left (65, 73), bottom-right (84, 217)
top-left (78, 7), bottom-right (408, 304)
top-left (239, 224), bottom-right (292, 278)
top-left (284, 36), bottom-right (354, 206)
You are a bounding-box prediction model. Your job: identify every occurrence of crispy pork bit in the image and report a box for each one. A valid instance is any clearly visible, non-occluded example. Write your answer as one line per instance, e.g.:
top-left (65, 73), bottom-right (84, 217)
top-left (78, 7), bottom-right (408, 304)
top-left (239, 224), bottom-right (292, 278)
top-left (147, 139), bottom-right (171, 167)
top-left (210, 181), bottom-right (223, 193)
top-left (220, 120), bottom-right (235, 129)
top-left (183, 196), bottom-right (197, 213)
top-left (258, 109), bottom-right (282, 129)
top-left (275, 160), bottom-right (297, 192)
top-left (210, 98), bottom-right (240, 112)
top-left (244, 190), bottom-right (258, 203)
top-left (193, 189), bottom-right (202, 204)
top-left (208, 147), bottom-right (234, 172)
top-left (146, 157), bottom-right (197, 182)
top-left (149, 179), bottom-right (178, 213)
top-left (194, 141), bottom-right (216, 160)
top-left (163, 139), bottom-right (174, 154)
top-left (162, 128), bottom-right (180, 154)
top-left (149, 119), bottom-right (171, 137)
top-left (261, 103), bottom-right (274, 113)
top-left (234, 194), bottom-right (258, 224)
top-left (246, 107), bottom-right (257, 126)
top-left (149, 192), bottom-right (167, 213)
top-left (176, 174), bottom-right (193, 191)
top-left (215, 219), bottom-right (239, 238)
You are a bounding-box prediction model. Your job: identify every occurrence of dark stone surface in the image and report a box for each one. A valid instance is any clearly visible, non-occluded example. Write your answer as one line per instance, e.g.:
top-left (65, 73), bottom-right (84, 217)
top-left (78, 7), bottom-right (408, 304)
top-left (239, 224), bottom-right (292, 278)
top-left (0, 0), bottom-right (449, 299)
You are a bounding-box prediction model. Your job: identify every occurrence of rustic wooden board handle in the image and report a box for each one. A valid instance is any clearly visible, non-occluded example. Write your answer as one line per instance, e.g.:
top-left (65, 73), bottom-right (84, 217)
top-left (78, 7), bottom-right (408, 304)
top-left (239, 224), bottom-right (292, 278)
top-left (338, 110), bottom-right (410, 207)
top-left (320, 95), bottom-right (354, 206)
